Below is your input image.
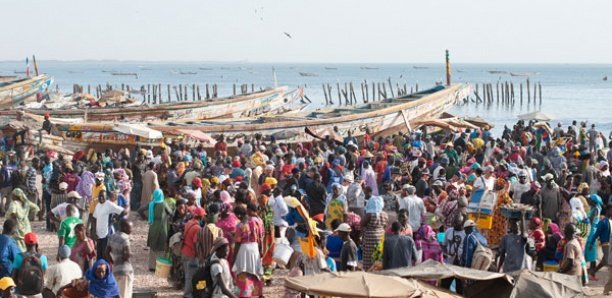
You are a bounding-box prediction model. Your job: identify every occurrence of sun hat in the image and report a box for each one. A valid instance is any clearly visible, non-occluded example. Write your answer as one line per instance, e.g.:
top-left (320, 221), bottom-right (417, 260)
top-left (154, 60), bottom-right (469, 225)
top-left (211, 237), bottom-right (229, 251)
top-left (334, 223), bottom-right (352, 233)
top-left (463, 220), bottom-right (476, 228)
top-left (24, 232), bottom-right (38, 245)
top-left (541, 173), bottom-right (554, 181)
top-left (67, 191), bottom-right (82, 199)
top-left (0, 277), bottom-right (15, 291)
top-left (59, 182), bottom-right (68, 190)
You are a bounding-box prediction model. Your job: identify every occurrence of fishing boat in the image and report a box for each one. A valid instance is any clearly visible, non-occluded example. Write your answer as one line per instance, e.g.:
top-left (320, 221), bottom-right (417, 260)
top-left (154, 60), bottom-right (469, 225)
top-left (361, 67), bottom-right (379, 70)
top-left (299, 72), bottom-right (318, 77)
top-left (487, 70), bottom-right (507, 74)
top-left (54, 84), bottom-right (470, 149)
top-left (324, 67), bottom-right (338, 70)
top-left (6, 86), bottom-right (293, 122)
top-left (0, 75), bottom-right (54, 108)
top-left (413, 66), bottom-right (429, 69)
top-left (111, 72), bottom-right (138, 78)
top-left (510, 72), bottom-right (530, 77)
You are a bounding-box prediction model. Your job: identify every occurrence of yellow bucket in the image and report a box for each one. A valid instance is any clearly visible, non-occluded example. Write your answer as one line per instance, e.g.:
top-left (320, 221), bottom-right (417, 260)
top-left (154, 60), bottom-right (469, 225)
top-left (155, 257), bottom-right (172, 278)
top-left (543, 261), bottom-right (559, 272)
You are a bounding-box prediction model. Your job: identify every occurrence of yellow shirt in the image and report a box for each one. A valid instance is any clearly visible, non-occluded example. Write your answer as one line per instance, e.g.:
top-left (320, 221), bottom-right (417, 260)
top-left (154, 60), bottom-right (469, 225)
top-left (89, 184), bottom-right (106, 214)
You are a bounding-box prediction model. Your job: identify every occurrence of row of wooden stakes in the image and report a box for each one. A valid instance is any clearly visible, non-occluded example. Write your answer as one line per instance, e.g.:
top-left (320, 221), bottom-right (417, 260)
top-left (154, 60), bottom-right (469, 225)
top-left (322, 79), bottom-right (421, 105)
top-left (72, 83), bottom-right (264, 103)
top-left (468, 80), bottom-right (543, 105)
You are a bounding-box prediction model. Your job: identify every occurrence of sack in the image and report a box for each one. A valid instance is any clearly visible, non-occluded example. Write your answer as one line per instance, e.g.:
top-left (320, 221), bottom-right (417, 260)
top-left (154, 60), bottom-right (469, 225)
top-left (16, 254), bottom-right (44, 295)
top-left (192, 255), bottom-right (220, 298)
top-left (470, 235), bottom-right (493, 271)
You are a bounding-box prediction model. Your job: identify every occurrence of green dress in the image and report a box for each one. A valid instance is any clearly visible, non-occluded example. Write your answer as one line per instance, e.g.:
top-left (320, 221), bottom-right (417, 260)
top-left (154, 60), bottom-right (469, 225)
top-left (147, 202), bottom-right (172, 251)
top-left (7, 199), bottom-right (40, 251)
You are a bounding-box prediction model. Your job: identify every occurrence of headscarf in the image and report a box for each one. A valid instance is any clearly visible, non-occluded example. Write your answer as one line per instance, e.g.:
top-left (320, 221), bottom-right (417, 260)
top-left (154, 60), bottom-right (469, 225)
top-left (220, 190), bottom-right (233, 204)
top-left (548, 222), bottom-right (562, 238)
top-left (113, 168), bottom-right (131, 193)
top-left (415, 224), bottom-right (436, 242)
top-left (590, 194), bottom-right (603, 209)
top-left (148, 189), bottom-right (164, 225)
top-left (365, 196), bottom-right (384, 214)
top-left (11, 188), bottom-right (27, 203)
top-left (86, 259), bottom-right (119, 298)
top-left (577, 182), bottom-right (589, 194)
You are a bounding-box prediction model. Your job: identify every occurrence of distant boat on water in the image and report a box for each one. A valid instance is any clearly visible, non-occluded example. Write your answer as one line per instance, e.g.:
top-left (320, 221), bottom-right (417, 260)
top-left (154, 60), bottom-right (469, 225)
top-left (361, 67), bottom-right (379, 70)
top-left (14, 70), bottom-right (27, 74)
top-left (199, 67), bottom-right (214, 70)
top-left (179, 71), bottom-right (198, 75)
top-left (413, 66), bottom-right (429, 69)
top-left (111, 72), bottom-right (138, 78)
top-left (324, 67), bottom-right (337, 70)
top-left (299, 72), bottom-right (318, 77)
top-left (510, 72), bottom-right (530, 77)
top-left (101, 70), bottom-right (116, 73)
top-left (488, 70), bottom-right (508, 74)
top-left (604, 76), bottom-right (608, 81)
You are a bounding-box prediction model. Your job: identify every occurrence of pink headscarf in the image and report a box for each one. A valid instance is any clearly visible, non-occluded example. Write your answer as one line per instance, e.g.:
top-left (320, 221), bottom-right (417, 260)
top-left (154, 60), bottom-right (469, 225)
top-left (220, 190), bottom-right (234, 204)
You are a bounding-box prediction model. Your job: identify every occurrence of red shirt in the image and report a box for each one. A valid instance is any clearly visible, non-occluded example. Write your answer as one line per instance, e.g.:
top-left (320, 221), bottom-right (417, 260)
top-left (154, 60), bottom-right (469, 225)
top-left (181, 219), bottom-right (201, 257)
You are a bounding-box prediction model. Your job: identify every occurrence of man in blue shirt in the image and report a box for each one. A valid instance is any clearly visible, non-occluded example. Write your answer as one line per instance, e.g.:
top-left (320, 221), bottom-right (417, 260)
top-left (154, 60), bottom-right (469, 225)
top-left (589, 206), bottom-right (612, 278)
top-left (461, 219), bottom-right (488, 268)
top-left (0, 219), bottom-right (22, 278)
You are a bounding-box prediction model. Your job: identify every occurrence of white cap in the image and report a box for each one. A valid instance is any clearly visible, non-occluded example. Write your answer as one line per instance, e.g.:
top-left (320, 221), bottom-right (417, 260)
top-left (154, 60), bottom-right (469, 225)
top-left (59, 182), bottom-right (68, 190)
top-left (67, 191), bottom-right (82, 199)
top-left (463, 219), bottom-right (476, 228)
top-left (334, 223), bottom-right (352, 233)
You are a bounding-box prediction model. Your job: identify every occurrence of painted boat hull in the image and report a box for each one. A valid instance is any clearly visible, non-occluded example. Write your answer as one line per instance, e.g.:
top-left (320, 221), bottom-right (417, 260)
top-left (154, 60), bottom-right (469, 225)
top-left (0, 75), bottom-right (53, 108)
top-left (8, 86), bottom-right (289, 121)
top-left (55, 84), bottom-right (470, 149)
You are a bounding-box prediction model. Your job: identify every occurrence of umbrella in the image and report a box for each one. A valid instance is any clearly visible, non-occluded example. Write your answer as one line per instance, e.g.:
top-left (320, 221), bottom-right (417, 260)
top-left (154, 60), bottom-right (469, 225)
top-left (113, 123), bottom-right (163, 139)
top-left (517, 111), bottom-right (554, 121)
top-left (285, 271), bottom-right (461, 298)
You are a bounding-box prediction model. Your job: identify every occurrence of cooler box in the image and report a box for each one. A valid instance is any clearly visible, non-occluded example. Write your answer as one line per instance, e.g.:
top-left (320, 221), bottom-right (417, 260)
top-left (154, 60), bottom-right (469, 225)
top-left (468, 213), bottom-right (493, 230)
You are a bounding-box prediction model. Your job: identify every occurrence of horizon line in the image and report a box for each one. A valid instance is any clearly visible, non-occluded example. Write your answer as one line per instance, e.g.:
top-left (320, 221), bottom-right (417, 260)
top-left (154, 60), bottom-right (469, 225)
top-left (1, 59), bottom-right (612, 65)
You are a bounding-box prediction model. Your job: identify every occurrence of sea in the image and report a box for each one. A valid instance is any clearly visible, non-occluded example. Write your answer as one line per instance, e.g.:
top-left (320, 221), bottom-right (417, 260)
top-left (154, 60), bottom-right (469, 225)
top-left (1, 61), bottom-right (611, 135)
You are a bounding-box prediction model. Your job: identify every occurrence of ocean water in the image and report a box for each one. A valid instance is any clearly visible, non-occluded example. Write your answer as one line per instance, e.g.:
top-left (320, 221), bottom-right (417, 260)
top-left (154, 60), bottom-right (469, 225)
top-left (1, 62), bottom-right (611, 135)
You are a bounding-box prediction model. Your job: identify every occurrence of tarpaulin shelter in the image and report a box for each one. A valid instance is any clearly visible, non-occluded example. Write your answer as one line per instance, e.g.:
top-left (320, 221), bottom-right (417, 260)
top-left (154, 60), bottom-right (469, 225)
top-left (508, 270), bottom-right (584, 298)
top-left (285, 270), bottom-right (461, 298)
top-left (379, 260), bottom-right (513, 298)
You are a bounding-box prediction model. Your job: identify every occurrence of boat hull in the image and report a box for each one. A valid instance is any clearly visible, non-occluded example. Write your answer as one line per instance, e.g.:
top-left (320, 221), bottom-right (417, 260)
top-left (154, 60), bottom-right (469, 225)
top-left (55, 84), bottom-right (470, 149)
top-left (8, 86), bottom-right (289, 121)
top-left (0, 75), bottom-right (53, 108)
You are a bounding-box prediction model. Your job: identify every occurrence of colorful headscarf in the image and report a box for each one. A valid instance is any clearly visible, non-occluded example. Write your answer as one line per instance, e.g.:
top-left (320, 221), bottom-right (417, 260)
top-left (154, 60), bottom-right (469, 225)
top-left (577, 182), bottom-right (589, 194)
top-left (548, 222), bottom-right (562, 238)
top-left (416, 224), bottom-right (436, 242)
top-left (590, 194), bottom-right (603, 209)
top-left (86, 259), bottom-right (119, 298)
top-left (11, 188), bottom-right (27, 203)
top-left (365, 196), bottom-right (384, 214)
top-left (220, 190), bottom-right (233, 204)
top-left (148, 189), bottom-right (164, 225)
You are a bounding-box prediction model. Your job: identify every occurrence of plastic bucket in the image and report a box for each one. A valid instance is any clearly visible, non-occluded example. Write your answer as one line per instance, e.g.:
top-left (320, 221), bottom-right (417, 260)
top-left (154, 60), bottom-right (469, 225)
top-left (543, 260), bottom-right (559, 272)
top-left (273, 243), bottom-right (294, 266)
top-left (155, 257), bottom-right (172, 278)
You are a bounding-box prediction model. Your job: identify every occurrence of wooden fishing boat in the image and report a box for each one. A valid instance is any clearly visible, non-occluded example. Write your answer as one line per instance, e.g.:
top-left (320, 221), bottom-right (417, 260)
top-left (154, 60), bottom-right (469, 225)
top-left (299, 72), bottom-right (318, 77)
top-left (0, 75), bottom-right (54, 108)
top-left (54, 84), bottom-right (470, 149)
top-left (6, 86), bottom-right (292, 121)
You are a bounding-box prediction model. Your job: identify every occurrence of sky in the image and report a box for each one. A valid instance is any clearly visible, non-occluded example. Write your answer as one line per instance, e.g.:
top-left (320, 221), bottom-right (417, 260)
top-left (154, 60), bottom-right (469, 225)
top-left (3, 0), bottom-right (612, 63)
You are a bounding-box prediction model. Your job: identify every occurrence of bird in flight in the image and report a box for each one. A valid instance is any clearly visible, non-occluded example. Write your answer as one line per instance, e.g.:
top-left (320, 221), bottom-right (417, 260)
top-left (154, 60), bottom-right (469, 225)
top-left (284, 32), bottom-right (292, 39)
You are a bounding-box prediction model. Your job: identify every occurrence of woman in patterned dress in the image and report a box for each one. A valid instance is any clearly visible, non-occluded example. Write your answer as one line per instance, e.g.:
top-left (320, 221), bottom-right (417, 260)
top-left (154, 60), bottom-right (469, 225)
top-left (361, 196), bottom-right (388, 271)
top-left (487, 178), bottom-right (513, 248)
top-left (325, 184), bottom-right (348, 229)
top-left (233, 204), bottom-right (264, 297)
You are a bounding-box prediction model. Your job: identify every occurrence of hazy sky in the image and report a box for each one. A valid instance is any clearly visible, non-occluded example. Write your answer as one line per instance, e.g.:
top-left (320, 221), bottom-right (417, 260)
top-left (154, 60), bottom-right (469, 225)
top-left (4, 0), bottom-right (612, 63)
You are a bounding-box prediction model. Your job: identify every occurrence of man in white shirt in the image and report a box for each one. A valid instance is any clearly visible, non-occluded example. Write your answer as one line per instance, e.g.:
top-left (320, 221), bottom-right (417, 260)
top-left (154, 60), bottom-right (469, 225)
top-left (93, 191), bottom-right (125, 260)
top-left (50, 191), bottom-right (82, 222)
top-left (269, 188), bottom-right (288, 241)
top-left (510, 171), bottom-right (531, 202)
top-left (45, 245), bottom-right (82, 294)
top-left (398, 185), bottom-right (425, 231)
top-left (473, 166), bottom-right (495, 191)
top-left (345, 175), bottom-right (365, 217)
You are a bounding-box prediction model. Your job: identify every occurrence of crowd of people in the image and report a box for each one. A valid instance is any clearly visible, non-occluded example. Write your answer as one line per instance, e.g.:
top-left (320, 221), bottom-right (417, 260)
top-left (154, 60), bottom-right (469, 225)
top-left (0, 119), bottom-right (610, 297)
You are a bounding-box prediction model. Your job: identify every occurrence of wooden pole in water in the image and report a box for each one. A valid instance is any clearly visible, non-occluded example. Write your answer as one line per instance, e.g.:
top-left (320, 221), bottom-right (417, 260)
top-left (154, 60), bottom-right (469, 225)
top-left (350, 82), bottom-right (356, 104)
top-left (539, 82), bottom-right (542, 105)
top-left (388, 78), bottom-right (394, 98)
top-left (322, 84), bottom-right (329, 105)
top-left (533, 82), bottom-right (537, 105)
top-left (197, 85), bottom-right (201, 101)
top-left (327, 84), bottom-right (333, 105)
top-left (372, 82), bottom-right (376, 101)
top-left (520, 84), bottom-right (523, 104)
top-left (167, 85), bottom-right (171, 102)
top-left (205, 84), bottom-right (210, 100)
top-left (445, 49), bottom-right (451, 86)
top-left (147, 84), bottom-right (151, 103)
top-left (184, 85), bottom-right (188, 101)
top-left (364, 81), bottom-right (369, 103)
top-left (496, 82), bottom-right (499, 103)
top-left (415, 83), bottom-right (419, 92)
top-left (526, 79), bottom-right (531, 104)
top-left (336, 82), bottom-right (341, 105)
top-left (192, 84), bottom-right (196, 101)
top-left (32, 55), bottom-right (39, 76)
top-left (360, 83), bottom-right (365, 103)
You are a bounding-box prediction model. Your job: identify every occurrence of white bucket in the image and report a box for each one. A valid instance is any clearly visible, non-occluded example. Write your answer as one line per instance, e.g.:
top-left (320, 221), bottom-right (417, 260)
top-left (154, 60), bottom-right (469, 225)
top-left (273, 243), bottom-right (294, 266)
